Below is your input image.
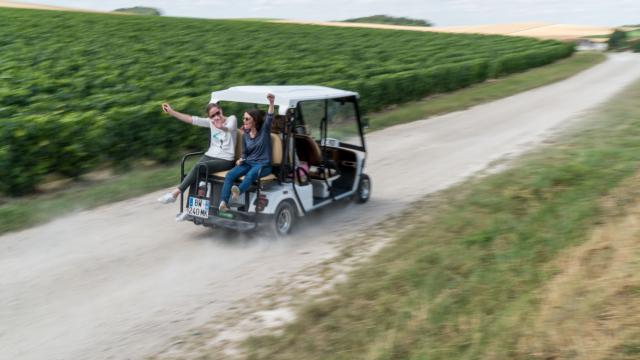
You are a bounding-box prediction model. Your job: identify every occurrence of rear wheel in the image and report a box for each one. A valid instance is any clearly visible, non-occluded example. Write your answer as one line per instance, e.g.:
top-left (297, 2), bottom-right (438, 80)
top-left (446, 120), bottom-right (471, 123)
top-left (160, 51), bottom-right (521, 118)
top-left (355, 174), bottom-right (371, 203)
top-left (271, 201), bottom-right (296, 236)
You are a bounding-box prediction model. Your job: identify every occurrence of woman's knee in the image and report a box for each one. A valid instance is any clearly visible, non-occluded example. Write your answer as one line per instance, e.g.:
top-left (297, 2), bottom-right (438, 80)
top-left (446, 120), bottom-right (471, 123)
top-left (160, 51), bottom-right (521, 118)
top-left (226, 165), bottom-right (244, 181)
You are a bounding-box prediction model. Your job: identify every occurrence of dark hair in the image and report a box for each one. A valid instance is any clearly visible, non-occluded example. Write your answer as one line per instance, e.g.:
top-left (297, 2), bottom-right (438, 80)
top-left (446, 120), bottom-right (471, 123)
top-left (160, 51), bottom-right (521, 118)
top-left (205, 103), bottom-right (220, 116)
top-left (245, 109), bottom-right (266, 131)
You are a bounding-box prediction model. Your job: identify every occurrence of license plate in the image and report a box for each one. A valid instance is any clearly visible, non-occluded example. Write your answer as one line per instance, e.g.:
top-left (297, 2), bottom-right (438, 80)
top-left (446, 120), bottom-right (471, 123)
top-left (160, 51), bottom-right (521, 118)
top-left (187, 196), bottom-right (210, 219)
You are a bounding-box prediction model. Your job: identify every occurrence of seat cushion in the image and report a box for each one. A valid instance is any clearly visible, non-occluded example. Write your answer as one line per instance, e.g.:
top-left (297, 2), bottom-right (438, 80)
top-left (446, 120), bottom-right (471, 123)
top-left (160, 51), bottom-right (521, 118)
top-left (211, 170), bottom-right (277, 182)
top-left (212, 170), bottom-right (231, 178)
top-left (211, 132), bottom-right (281, 181)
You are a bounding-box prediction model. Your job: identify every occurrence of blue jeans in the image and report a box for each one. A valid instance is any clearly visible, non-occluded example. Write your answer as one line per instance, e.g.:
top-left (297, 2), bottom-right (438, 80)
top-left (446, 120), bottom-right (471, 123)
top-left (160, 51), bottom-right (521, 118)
top-left (220, 162), bottom-right (272, 204)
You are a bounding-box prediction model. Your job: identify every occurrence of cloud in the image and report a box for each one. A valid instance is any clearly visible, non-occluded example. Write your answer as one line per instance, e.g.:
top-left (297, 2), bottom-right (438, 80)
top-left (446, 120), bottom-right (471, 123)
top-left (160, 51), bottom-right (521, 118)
top-left (17, 0), bottom-right (640, 26)
top-left (255, 0), bottom-right (316, 5)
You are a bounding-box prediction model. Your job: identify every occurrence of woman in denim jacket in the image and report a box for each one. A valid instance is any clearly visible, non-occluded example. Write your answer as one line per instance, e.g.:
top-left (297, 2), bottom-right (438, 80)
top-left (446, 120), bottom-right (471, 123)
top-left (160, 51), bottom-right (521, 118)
top-left (219, 93), bottom-right (274, 211)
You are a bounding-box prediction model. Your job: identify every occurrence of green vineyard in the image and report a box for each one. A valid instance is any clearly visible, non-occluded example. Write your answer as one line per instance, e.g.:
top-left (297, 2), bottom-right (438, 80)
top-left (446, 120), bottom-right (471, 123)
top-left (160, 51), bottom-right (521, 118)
top-left (0, 8), bottom-right (573, 195)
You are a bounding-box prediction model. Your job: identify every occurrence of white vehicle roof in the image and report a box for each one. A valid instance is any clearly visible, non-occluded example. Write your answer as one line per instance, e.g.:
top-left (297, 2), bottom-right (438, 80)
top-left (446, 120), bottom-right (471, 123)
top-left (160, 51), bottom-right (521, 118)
top-left (210, 85), bottom-right (359, 115)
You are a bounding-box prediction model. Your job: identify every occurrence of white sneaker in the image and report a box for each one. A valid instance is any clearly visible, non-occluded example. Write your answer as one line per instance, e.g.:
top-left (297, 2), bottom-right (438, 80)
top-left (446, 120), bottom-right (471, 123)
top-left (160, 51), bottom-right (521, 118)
top-left (219, 201), bottom-right (229, 212)
top-left (175, 212), bottom-right (188, 222)
top-left (158, 192), bottom-right (177, 204)
top-left (231, 185), bottom-right (240, 203)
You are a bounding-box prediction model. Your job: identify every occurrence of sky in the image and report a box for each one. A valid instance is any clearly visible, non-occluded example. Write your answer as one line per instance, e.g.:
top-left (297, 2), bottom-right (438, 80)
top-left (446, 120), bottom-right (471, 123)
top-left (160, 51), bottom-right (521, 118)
top-left (14, 0), bottom-right (640, 26)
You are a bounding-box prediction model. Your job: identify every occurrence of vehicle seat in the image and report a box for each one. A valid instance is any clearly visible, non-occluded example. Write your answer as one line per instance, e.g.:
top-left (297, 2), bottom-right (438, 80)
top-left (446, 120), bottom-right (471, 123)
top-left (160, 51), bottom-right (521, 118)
top-left (294, 134), bottom-right (337, 179)
top-left (211, 131), bottom-right (282, 182)
top-left (294, 135), bottom-right (322, 166)
top-left (211, 130), bottom-right (243, 178)
top-left (271, 115), bottom-right (286, 135)
top-left (256, 133), bottom-right (282, 182)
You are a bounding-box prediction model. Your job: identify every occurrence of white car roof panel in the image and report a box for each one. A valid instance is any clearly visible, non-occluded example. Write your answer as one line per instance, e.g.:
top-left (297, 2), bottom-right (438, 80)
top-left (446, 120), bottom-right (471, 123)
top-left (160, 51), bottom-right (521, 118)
top-left (210, 85), bottom-right (359, 115)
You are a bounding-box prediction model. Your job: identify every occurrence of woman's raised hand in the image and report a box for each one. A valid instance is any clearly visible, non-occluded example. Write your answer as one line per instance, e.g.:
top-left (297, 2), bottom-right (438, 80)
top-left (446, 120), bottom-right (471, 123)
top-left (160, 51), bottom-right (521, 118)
top-left (161, 103), bottom-right (173, 114)
top-left (266, 93), bottom-right (275, 114)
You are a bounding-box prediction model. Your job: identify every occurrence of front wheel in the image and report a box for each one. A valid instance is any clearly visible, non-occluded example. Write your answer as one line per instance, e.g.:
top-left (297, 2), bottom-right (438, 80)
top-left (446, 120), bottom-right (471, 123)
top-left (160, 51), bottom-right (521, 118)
top-left (271, 201), bottom-right (296, 236)
top-left (355, 174), bottom-right (371, 203)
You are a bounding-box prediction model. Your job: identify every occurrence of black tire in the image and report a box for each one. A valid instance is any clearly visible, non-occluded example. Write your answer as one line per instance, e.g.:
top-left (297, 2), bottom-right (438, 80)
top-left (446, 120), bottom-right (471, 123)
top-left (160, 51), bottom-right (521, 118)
top-left (271, 201), bottom-right (296, 236)
top-left (355, 174), bottom-right (371, 203)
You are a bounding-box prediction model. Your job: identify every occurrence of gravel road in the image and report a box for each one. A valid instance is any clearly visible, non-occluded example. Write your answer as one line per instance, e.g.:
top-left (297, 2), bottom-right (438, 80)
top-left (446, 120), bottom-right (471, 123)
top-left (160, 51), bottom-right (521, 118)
top-left (2, 53), bottom-right (640, 360)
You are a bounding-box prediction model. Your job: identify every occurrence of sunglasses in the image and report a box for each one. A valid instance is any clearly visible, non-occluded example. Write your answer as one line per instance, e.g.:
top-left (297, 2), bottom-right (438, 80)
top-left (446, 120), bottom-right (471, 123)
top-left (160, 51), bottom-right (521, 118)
top-left (209, 111), bottom-right (221, 119)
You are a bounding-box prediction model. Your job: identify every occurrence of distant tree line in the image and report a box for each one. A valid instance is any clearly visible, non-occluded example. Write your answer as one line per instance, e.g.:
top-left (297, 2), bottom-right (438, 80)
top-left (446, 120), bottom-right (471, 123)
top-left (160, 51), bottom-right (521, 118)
top-left (342, 15), bottom-right (432, 27)
top-left (112, 7), bottom-right (162, 16)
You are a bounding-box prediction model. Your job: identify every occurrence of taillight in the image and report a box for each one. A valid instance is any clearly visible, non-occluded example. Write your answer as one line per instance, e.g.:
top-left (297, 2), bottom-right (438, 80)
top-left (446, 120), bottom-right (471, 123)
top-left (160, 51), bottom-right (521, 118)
top-left (254, 194), bottom-right (269, 212)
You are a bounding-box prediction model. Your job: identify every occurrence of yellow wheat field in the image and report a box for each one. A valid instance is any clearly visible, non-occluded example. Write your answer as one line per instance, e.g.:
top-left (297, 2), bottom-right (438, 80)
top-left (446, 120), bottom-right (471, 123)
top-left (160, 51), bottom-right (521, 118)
top-left (274, 20), bottom-right (614, 41)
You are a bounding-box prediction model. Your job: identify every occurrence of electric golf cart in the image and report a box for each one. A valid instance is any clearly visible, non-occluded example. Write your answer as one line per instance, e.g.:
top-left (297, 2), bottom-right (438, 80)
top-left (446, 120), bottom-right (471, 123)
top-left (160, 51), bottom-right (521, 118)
top-left (177, 85), bottom-right (371, 236)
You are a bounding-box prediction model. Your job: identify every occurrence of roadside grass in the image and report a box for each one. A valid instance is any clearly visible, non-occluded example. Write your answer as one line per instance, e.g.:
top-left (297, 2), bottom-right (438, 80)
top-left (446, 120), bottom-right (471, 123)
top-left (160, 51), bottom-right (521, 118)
top-left (242, 79), bottom-right (640, 358)
top-left (0, 162), bottom-right (189, 234)
top-left (627, 29), bottom-right (640, 39)
top-left (515, 173), bottom-right (640, 359)
top-left (368, 51), bottom-right (605, 130)
top-left (0, 52), bottom-right (605, 235)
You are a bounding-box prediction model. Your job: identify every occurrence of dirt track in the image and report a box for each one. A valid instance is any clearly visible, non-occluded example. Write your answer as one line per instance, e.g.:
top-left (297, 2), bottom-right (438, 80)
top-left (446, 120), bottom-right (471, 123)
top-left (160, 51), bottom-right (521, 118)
top-left (2, 53), bottom-right (640, 360)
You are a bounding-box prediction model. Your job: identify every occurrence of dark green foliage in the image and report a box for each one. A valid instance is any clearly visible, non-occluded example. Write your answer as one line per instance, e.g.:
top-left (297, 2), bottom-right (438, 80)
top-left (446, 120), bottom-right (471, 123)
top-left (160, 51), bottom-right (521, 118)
top-left (1, 117), bottom-right (54, 195)
top-left (342, 14), bottom-right (432, 27)
top-left (490, 43), bottom-right (574, 77)
top-left (608, 29), bottom-right (628, 49)
top-left (0, 8), bottom-right (573, 195)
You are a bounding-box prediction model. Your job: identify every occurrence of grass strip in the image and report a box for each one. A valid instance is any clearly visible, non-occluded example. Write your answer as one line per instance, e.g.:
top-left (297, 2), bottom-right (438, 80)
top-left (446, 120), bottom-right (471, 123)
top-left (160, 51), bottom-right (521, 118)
top-left (0, 164), bottom-right (183, 234)
top-left (242, 77), bottom-right (640, 358)
top-left (0, 52), bottom-right (605, 235)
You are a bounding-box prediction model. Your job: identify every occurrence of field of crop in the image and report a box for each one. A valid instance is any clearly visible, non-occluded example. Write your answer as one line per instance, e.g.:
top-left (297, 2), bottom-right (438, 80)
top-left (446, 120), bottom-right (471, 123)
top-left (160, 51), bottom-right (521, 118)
top-left (0, 8), bottom-right (573, 195)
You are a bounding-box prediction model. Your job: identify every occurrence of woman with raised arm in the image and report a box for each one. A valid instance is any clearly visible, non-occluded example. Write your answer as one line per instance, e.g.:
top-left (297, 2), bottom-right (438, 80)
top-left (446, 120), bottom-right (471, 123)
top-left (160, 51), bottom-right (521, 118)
top-left (218, 93), bottom-right (275, 212)
top-left (158, 102), bottom-right (237, 207)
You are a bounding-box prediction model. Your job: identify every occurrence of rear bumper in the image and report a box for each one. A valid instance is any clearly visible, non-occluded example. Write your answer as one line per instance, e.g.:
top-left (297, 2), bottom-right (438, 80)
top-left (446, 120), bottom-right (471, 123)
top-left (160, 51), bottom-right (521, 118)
top-left (185, 209), bottom-right (270, 232)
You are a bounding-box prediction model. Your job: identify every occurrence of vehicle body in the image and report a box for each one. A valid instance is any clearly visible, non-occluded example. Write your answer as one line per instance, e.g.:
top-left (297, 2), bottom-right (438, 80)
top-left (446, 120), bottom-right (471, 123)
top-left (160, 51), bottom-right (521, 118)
top-left (178, 85), bottom-right (371, 236)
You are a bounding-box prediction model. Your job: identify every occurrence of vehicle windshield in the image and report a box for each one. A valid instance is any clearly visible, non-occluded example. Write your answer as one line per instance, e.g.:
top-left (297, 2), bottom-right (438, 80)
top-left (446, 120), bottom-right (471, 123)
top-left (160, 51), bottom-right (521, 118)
top-left (297, 97), bottom-right (363, 149)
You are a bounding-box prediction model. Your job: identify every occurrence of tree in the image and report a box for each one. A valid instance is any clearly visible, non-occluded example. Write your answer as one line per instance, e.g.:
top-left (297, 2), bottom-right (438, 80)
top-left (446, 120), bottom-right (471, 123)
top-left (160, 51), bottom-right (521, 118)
top-left (342, 15), bottom-right (432, 27)
top-left (112, 7), bottom-right (162, 16)
top-left (607, 30), bottom-right (627, 49)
